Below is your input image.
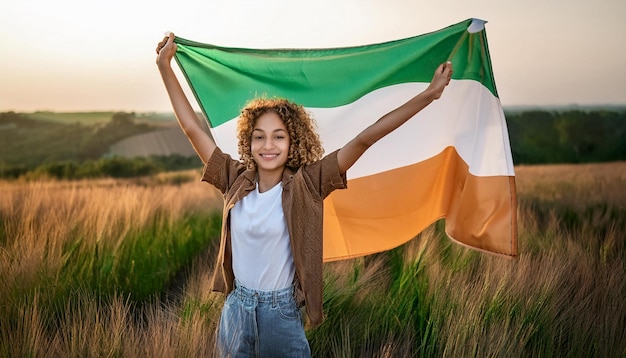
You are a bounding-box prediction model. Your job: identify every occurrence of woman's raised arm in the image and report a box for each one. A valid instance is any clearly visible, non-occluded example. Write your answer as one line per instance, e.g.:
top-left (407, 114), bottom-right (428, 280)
top-left (156, 33), bottom-right (216, 164)
top-left (337, 61), bottom-right (453, 175)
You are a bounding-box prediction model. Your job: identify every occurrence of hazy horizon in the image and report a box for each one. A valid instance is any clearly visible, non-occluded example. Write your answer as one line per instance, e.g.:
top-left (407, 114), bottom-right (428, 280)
top-left (6, 103), bottom-right (626, 116)
top-left (1, 0), bottom-right (625, 113)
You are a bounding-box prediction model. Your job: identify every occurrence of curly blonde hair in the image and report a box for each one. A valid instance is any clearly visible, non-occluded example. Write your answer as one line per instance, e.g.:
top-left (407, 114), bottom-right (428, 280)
top-left (237, 97), bottom-right (324, 170)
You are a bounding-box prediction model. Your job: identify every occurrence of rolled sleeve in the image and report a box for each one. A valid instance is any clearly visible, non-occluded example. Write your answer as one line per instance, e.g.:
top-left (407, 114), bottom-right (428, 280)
top-left (319, 150), bottom-right (348, 199)
top-left (201, 148), bottom-right (245, 194)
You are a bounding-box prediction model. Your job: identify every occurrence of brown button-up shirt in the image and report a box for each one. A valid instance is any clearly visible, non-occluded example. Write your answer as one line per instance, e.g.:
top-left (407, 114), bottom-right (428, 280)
top-left (202, 147), bottom-right (347, 326)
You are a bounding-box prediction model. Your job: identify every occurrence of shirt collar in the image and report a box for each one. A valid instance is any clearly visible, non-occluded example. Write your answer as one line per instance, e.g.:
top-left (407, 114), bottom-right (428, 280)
top-left (241, 165), bottom-right (296, 191)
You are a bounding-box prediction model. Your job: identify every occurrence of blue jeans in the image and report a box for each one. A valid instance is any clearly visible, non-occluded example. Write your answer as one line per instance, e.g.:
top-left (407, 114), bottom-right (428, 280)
top-left (215, 280), bottom-right (311, 357)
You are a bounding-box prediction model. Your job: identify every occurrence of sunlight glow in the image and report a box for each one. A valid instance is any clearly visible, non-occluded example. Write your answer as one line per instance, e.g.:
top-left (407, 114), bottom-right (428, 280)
top-left (0, 0), bottom-right (624, 112)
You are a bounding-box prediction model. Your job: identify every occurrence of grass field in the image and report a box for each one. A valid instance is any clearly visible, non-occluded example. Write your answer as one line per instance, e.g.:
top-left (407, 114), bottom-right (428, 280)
top-left (0, 163), bottom-right (625, 357)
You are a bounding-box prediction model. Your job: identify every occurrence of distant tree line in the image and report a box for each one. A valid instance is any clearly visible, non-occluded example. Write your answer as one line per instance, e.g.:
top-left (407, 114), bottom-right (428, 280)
top-left (0, 155), bottom-right (201, 180)
top-left (1, 109), bottom-right (625, 180)
top-left (506, 109), bottom-right (626, 164)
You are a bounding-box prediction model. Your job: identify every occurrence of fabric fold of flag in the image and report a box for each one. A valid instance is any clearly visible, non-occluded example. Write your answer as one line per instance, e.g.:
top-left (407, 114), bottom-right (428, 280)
top-left (173, 18), bottom-right (518, 260)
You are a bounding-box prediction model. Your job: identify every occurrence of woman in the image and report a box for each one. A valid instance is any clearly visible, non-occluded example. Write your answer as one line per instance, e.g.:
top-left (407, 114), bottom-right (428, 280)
top-left (156, 33), bottom-right (452, 357)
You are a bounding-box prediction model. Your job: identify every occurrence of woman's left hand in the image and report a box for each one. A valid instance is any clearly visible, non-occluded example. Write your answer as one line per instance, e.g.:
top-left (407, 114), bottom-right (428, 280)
top-left (426, 61), bottom-right (453, 100)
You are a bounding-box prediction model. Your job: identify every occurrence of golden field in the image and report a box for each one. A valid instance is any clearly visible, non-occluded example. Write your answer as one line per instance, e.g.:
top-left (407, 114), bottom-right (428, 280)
top-left (1, 162), bottom-right (625, 357)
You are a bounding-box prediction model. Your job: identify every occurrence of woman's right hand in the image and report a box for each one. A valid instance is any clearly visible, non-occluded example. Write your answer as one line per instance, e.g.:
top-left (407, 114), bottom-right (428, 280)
top-left (156, 32), bottom-right (177, 68)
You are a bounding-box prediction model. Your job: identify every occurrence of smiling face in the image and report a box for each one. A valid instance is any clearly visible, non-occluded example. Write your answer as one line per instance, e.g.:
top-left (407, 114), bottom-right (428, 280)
top-left (250, 111), bottom-right (290, 176)
top-left (237, 97), bottom-right (324, 171)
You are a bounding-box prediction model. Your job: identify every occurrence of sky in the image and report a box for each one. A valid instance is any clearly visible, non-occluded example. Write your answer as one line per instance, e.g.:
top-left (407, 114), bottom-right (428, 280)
top-left (1, 0), bottom-right (625, 113)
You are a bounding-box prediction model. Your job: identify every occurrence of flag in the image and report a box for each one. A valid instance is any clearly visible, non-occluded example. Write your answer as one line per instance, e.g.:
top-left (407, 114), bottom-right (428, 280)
top-left (173, 18), bottom-right (518, 260)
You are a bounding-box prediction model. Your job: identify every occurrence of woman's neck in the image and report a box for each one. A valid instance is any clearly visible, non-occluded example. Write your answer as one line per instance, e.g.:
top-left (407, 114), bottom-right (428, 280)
top-left (256, 169), bottom-right (283, 193)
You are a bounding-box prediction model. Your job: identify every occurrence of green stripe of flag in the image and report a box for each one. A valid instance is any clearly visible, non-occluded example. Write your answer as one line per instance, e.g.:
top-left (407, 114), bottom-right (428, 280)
top-left (173, 18), bottom-right (497, 127)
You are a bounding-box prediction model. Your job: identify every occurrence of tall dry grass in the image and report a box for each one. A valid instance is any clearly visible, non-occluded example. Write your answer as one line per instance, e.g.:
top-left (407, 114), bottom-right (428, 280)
top-left (0, 172), bottom-right (224, 356)
top-left (1, 162), bottom-right (625, 357)
top-left (311, 162), bottom-right (626, 356)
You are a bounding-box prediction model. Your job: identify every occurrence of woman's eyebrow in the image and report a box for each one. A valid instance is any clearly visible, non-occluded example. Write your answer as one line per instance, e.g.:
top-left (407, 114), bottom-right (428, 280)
top-left (252, 128), bottom-right (287, 133)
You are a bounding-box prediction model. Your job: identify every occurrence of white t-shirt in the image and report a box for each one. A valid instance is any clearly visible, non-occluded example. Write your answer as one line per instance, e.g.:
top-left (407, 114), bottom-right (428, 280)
top-left (230, 182), bottom-right (295, 291)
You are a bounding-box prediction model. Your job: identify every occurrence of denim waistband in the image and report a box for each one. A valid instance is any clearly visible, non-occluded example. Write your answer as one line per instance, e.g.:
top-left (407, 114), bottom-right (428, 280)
top-left (233, 279), bottom-right (294, 303)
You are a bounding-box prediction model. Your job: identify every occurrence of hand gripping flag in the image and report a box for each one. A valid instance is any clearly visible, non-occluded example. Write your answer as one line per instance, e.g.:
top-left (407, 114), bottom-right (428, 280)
top-left (173, 18), bottom-right (518, 259)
